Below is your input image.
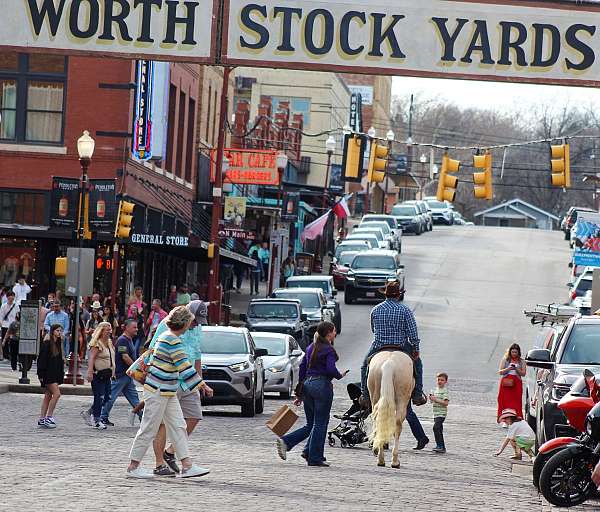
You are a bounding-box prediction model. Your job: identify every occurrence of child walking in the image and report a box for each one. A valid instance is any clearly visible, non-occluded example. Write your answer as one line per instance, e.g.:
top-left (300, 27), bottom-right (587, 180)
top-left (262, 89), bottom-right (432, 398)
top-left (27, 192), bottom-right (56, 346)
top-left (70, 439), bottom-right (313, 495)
top-left (494, 408), bottom-right (535, 461)
top-left (37, 324), bottom-right (65, 428)
top-left (429, 372), bottom-right (449, 453)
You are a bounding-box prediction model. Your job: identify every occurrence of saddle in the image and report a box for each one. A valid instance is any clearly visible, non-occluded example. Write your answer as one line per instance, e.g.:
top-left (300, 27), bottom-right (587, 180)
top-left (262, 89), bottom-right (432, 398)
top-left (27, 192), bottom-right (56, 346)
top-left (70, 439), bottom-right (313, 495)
top-left (366, 345), bottom-right (406, 365)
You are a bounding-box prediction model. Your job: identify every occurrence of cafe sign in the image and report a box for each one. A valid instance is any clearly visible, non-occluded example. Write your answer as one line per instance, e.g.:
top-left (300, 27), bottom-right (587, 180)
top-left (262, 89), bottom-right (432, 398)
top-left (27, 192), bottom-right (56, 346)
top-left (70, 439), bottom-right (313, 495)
top-left (210, 149), bottom-right (280, 185)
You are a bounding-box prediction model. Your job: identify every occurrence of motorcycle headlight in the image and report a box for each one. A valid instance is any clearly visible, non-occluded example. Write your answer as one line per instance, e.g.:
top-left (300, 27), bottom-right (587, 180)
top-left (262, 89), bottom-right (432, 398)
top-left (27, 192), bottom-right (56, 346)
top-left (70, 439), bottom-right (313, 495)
top-left (229, 361), bottom-right (250, 372)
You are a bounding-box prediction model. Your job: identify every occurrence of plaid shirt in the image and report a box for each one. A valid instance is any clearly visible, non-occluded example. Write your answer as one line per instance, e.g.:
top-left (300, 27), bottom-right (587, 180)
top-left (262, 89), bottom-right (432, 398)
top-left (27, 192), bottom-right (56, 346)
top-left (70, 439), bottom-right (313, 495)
top-left (370, 299), bottom-right (420, 352)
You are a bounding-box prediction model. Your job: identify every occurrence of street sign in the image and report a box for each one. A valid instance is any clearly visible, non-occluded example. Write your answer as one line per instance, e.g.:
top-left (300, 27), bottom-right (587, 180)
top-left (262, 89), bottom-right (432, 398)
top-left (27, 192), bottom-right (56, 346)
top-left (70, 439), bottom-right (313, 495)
top-left (66, 248), bottom-right (95, 297)
top-left (218, 228), bottom-right (256, 240)
top-left (18, 300), bottom-right (40, 356)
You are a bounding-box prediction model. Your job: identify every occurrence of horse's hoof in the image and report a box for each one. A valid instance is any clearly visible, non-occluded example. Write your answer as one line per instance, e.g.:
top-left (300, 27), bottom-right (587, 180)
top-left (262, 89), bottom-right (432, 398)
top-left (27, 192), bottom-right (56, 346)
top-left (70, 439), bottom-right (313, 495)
top-left (373, 448), bottom-right (379, 456)
top-left (377, 462), bottom-right (385, 467)
top-left (391, 463), bottom-right (400, 469)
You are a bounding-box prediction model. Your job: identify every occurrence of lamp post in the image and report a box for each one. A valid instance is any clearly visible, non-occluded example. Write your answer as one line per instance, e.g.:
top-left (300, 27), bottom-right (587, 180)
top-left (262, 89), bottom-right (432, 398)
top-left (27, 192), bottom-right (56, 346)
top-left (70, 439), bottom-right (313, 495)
top-left (419, 153), bottom-right (427, 199)
top-left (381, 130), bottom-right (394, 213)
top-left (66, 130), bottom-right (95, 386)
top-left (276, 151), bottom-right (288, 215)
top-left (323, 135), bottom-right (336, 209)
top-left (365, 127), bottom-right (376, 214)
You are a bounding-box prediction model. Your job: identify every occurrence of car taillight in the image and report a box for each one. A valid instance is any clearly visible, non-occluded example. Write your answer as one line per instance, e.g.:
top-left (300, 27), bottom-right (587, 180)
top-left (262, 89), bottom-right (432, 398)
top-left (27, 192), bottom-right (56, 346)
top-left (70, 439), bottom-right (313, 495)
top-left (571, 291), bottom-right (577, 301)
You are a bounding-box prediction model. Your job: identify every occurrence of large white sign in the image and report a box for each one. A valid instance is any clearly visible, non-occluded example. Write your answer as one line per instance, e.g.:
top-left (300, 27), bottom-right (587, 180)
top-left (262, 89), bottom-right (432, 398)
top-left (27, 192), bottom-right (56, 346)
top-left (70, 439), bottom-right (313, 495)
top-left (224, 0), bottom-right (600, 86)
top-left (0, 0), bottom-right (215, 62)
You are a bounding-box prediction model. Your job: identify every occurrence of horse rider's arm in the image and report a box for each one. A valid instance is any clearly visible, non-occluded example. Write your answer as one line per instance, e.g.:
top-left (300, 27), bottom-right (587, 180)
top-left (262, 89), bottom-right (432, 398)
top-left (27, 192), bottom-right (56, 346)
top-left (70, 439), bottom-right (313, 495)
top-left (406, 310), bottom-right (420, 351)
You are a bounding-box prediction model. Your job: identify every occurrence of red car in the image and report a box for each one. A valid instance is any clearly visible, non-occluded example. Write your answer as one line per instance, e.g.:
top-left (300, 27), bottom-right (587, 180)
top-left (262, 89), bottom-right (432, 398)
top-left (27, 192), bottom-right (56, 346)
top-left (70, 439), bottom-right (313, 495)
top-left (331, 251), bottom-right (359, 290)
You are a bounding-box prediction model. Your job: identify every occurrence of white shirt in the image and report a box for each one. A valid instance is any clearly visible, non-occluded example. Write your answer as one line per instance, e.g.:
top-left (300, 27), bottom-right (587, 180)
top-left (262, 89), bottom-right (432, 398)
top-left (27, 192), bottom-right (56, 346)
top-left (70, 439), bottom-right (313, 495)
top-left (0, 301), bottom-right (19, 329)
top-left (12, 282), bottom-right (31, 305)
top-left (507, 420), bottom-right (535, 441)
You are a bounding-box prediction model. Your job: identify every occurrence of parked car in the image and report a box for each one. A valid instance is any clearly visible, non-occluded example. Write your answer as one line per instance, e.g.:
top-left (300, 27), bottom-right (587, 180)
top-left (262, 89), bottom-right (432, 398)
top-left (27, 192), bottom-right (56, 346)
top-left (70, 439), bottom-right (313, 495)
top-left (271, 287), bottom-right (335, 337)
top-left (390, 203), bottom-right (424, 235)
top-left (568, 271), bottom-right (593, 306)
top-left (333, 240), bottom-right (370, 262)
top-left (199, 326), bottom-right (267, 417)
top-left (331, 250), bottom-right (359, 291)
top-left (345, 233), bottom-right (379, 249)
top-left (285, 275), bottom-right (342, 333)
top-left (344, 249), bottom-right (405, 304)
top-left (361, 213), bottom-right (402, 236)
top-left (241, 298), bottom-right (309, 349)
top-left (562, 206), bottom-right (596, 240)
top-left (526, 314), bottom-right (600, 447)
top-left (360, 219), bottom-right (402, 252)
top-left (352, 226), bottom-right (390, 249)
top-left (251, 332), bottom-right (304, 398)
top-left (423, 197), bottom-right (454, 225)
top-left (403, 200), bottom-right (433, 231)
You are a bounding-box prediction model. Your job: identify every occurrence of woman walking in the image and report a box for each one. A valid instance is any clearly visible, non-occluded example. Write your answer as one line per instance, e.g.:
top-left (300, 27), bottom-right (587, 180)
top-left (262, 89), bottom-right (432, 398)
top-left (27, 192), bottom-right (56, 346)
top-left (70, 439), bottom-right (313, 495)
top-left (87, 322), bottom-right (116, 430)
top-left (3, 311), bottom-right (20, 371)
top-left (37, 324), bottom-right (65, 428)
top-left (276, 321), bottom-right (349, 466)
top-left (126, 305), bottom-right (210, 479)
top-left (497, 343), bottom-right (526, 424)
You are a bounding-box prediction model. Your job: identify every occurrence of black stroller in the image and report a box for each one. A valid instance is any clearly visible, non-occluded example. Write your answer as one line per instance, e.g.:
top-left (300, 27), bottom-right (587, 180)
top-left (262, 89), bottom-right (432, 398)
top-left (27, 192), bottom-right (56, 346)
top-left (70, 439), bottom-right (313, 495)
top-left (328, 382), bottom-right (369, 448)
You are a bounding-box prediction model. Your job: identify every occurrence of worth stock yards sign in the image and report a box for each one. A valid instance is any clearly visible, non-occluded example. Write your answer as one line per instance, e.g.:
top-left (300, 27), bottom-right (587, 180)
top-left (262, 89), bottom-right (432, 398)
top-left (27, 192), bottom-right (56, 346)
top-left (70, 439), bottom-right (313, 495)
top-left (2, 1), bottom-right (600, 86)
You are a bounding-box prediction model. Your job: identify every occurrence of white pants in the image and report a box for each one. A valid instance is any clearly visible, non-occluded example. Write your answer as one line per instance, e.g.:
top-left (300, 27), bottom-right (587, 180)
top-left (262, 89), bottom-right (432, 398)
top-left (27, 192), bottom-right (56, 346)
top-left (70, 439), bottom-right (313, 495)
top-left (129, 390), bottom-right (189, 463)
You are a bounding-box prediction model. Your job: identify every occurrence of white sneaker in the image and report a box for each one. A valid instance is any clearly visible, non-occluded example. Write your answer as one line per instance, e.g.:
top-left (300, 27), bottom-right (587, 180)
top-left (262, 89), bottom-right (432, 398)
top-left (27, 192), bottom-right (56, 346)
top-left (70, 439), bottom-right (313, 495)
top-left (178, 464), bottom-right (210, 478)
top-left (80, 410), bottom-right (93, 427)
top-left (128, 410), bottom-right (137, 427)
top-left (94, 421), bottom-right (107, 430)
top-left (45, 416), bottom-right (57, 429)
top-left (126, 467), bottom-right (154, 479)
top-left (276, 438), bottom-right (287, 460)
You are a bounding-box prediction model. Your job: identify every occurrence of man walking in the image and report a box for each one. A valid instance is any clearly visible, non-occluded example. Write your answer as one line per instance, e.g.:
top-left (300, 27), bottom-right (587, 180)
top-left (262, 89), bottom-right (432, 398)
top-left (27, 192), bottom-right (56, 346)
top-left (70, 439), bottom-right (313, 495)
top-left (0, 291), bottom-right (18, 342)
top-left (12, 275), bottom-right (31, 306)
top-left (99, 319), bottom-right (142, 426)
top-left (44, 301), bottom-right (70, 357)
top-left (360, 281), bottom-right (426, 407)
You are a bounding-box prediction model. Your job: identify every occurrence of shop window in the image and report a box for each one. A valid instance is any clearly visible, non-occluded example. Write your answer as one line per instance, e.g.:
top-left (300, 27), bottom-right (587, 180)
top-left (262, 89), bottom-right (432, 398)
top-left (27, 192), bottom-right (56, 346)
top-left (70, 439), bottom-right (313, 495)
top-left (0, 190), bottom-right (46, 225)
top-left (0, 53), bottom-right (67, 144)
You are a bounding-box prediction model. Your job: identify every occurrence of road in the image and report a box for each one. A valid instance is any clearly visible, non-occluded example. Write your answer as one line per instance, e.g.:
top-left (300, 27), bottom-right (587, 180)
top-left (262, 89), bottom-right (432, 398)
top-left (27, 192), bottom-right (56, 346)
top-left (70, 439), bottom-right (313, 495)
top-left (0, 225), bottom-right (592, 512)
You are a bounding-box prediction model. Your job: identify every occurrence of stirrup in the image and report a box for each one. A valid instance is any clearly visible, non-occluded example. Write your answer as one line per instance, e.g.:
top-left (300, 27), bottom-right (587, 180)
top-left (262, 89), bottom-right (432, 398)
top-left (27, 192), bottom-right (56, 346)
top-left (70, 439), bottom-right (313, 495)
top-left (411, 393), bottom-right (427, 406)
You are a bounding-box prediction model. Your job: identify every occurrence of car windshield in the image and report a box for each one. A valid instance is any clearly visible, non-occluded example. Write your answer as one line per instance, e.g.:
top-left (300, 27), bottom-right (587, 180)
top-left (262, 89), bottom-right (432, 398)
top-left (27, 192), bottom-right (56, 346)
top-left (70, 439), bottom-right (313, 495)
top-left (338, 252), bottom-right (357, 266)
top-left (365, 217), bottom-right (395, 228)
top-left (199, 331), bottom-right (248, 354)
top-left (425, 200), bottom-right (446, 209)
top-left (391, 205), bottom-right (416, 216)
top-left (288, 280), bottom-right (329, 292)
top-left (252, 336), bottom-right (286, 356)
top-left (248, 303), bottom-right (298, 319)
top-left (561, 324), bottom-right (600, 364)
top-left (335, 244), bottom-right (367, 259)
top-left (361, 222), bottom-right (390, 234)
top-left (351, 255), bottom-right (396, 270)
top-left (355, 229), bottom-right (383, 241)
top-left (275, 292), bottom-right (320, 308)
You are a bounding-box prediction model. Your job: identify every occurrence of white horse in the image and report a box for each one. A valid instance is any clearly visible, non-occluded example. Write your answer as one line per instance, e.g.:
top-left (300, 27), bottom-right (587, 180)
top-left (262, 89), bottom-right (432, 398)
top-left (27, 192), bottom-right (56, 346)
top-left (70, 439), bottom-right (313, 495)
top-left (367, 350), bottom-right (415, 468)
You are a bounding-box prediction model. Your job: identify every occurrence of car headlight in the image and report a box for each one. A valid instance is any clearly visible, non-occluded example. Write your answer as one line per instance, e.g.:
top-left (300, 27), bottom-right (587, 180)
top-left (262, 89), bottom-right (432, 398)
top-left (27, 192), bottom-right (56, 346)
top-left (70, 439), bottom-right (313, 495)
top-left (229, 361), bottom-right (250, 372)
top-left (346, 271), bottom-right (355, 281)
top-left (412, 216), bottom-right (419, 222)
top-left (551, 383), bottom-right (571, 401)
top-left (268, 364), bottom-right (286, 373)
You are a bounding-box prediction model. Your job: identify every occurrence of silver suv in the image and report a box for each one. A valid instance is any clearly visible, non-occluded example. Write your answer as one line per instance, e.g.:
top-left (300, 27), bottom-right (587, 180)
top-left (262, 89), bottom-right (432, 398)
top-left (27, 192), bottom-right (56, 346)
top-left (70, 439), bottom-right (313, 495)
top-left (199, 326), bottom-right (267, 417)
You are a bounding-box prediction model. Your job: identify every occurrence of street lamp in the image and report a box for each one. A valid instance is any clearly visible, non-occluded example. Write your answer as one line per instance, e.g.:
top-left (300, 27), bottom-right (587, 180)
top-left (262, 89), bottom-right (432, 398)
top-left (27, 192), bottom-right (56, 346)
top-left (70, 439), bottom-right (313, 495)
top-left (343, 124), bottom-right (352, 135)
top-left (323, 135), bottom-right (336, 208)
top-left (368, 126), bottom-right (376, 138)
top-left (276, 151), bottom-right (288, 212)
top-left (381, 130), bottom-right (395, 213)
top-left (386, 129), bottom-right (395, 142)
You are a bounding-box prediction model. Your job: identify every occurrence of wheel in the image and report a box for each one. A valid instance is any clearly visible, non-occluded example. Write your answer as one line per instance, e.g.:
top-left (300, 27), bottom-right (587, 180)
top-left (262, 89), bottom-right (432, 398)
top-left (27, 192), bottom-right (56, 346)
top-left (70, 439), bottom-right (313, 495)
top-left (565, 231), bottom-right (571, 241)
top-left (539, 448), bottom-right (595, 507)
top-left (241, 391), bottom-right (256, 417)
top-left (415, 227), bottom-right (422, 236)
top-left (255, 385), bottom-right (264, 414)
top-left (328, 436), bottom-right (336, 446)
top-left (280, 373), bottom-right (293, 399)
top-left (335, 314), bottom-right (342, 334)
top-left (344, 289), bottom-right (354, 305)
top-left (525, 394), bottom-right (536, 432)
top-left (533, 450), bottom-right (557, 490)
top-left (341, 439), bottom-right (348, 448)
top-left (536, 411), bottom-right (547, 451)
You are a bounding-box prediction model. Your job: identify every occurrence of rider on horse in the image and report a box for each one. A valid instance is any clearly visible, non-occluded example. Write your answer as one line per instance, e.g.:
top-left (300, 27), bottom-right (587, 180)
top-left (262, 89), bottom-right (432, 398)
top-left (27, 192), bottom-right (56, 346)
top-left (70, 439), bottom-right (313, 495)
top-left (360, 280), bottom-right (427, 407)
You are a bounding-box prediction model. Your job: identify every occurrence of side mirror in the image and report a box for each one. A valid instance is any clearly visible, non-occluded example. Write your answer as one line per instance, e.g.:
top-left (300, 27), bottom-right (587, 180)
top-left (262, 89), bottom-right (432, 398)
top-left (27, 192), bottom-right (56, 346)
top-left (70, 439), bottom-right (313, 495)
top-left (525, 348), bottom-right (553, 369)
top-left (239, 313), bottom-right (247, 322)
top-left (332, 290), bottom-right (338, 296)
top-left (291, 349), bottom-right (303, 357)
top-left (566, 283), bottom-right (573, 288)
top-left (301, 313), bottom-right (308, 321)
top-left (254, 348), bottom-right (268, 358)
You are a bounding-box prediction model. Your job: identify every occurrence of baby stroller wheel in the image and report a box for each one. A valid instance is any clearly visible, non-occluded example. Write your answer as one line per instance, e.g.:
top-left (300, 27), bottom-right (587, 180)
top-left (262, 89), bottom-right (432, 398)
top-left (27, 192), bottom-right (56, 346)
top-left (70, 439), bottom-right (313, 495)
top-left (328, 435), bottom-right (335, 447)
top-left (341, 439), bottom-right (348, 448)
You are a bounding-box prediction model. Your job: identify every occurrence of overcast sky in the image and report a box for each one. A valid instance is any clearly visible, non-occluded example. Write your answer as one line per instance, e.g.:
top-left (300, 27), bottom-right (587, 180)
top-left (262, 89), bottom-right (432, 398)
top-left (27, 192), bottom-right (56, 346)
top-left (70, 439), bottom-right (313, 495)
top-left (392, 76), bottom-right (600, 113)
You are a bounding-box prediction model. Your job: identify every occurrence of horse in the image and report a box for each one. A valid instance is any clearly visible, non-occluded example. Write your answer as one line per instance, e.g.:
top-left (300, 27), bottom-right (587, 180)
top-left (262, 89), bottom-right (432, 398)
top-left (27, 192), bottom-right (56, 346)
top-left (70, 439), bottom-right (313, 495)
top-left (367, 350), bottom-right (415, 468)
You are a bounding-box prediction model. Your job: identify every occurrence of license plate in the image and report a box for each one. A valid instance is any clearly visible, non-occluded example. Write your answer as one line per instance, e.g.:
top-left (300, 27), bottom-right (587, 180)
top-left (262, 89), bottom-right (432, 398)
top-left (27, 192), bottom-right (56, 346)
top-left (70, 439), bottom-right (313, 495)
top-left (366, 292), bottom-right (376, 297)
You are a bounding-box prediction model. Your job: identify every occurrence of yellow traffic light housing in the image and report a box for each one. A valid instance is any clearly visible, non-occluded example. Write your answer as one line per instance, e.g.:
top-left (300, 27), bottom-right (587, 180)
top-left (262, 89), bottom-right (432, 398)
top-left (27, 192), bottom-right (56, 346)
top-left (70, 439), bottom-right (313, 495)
top-left (55, 257), bottom-right (67, 277)
top-left (114, 200), bottom-right (135, 239)
top-left (436, 154), bottom-right (460, 202)
top-left (341, 134), bottom-right (366, 183)
top-left (473, 152), bottom-right (493, 200)
top-left (207, 243), bottom-right (216, 259)
top-left (367, 141), bottom-right (389, 183)
top-left (550, 143), bottom-right (571, 188)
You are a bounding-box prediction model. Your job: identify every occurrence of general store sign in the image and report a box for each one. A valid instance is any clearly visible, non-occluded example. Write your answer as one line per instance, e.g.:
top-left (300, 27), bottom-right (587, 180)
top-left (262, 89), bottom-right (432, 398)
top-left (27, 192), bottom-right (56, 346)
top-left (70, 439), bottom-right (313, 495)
top-left (210, 149), bottom-right (280, 185)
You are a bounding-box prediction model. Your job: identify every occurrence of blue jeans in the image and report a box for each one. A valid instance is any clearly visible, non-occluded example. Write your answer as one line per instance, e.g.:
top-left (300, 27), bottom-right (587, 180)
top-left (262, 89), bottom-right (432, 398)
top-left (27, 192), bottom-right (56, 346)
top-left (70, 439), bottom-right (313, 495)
top-left (360, 345), bottom-right (422, 400)
top-left (406, 403), bottom-right (428, 443)
top-left (63, 334), bottom-right (70, 358)
top-left (100, 375), bottom-right (141, 422)
top-left (91, 376), bottom-right (111, 421)
top-left (281, 377), bottom-right (333, 464)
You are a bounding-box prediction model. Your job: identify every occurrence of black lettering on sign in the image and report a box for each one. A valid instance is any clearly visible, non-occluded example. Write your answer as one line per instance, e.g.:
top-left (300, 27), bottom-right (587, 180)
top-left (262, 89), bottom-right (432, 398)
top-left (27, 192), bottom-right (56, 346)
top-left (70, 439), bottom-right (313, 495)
top-left (460, 20), bottom-right (494, 64)
top-left (304, 9), bottom-right (334, 55)
top-left (26, 0), bottom-right (67, 36)
top-left (69, 0), bottom-right (100, 39)
top-left (565, 24), bottom-right (596, 71)
top-left (239, 4), bottom-right (269, 49)
top-left (340, 11), bottom-right (366, 56)
top-left (99, 0), bottom-right (133, 41)
top-left (431, 18), bottom-right (469, 62)
top-left (497, 21), bottom-right (528, 66)
top-left (273, 6), bottom-right (302, 52)
top-left (368, 13), bottom-right (405, 58)
top-left (163, 0), bottom-right (197, 45)
top-left (134, 0), bottom-right (163, 43)
top-left (531, 24), bottom-right (560, 68)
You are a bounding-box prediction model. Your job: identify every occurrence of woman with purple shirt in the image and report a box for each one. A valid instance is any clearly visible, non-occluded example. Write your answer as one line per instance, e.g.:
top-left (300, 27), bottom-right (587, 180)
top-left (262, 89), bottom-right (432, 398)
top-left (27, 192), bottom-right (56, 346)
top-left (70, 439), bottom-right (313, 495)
top-left (276, 321), bottom-right (349, 466)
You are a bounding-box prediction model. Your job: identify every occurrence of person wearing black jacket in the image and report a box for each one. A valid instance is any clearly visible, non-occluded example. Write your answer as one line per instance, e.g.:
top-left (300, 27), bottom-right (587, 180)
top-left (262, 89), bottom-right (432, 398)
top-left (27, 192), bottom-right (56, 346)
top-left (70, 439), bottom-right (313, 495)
top-left (37, 324), bottom-right (65, 429)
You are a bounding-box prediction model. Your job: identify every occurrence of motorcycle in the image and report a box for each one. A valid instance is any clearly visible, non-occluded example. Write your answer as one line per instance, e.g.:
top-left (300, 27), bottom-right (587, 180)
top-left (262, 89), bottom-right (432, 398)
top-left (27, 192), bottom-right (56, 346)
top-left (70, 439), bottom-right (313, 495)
top-left (533, 369), bottom-right (598, 489)
top-left (539, 380), bottom-right (600, 507)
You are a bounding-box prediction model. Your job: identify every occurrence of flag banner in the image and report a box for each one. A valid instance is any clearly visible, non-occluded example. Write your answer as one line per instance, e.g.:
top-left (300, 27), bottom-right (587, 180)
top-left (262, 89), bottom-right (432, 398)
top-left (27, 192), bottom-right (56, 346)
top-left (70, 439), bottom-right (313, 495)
top-left (301, 211), bottom-right (331, 242)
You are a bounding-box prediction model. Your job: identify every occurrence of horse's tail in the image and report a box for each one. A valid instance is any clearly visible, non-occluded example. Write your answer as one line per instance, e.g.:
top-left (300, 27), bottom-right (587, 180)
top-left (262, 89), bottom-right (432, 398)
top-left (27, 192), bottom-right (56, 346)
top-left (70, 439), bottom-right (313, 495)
top-left (370, 359), bottom-right (396, 447)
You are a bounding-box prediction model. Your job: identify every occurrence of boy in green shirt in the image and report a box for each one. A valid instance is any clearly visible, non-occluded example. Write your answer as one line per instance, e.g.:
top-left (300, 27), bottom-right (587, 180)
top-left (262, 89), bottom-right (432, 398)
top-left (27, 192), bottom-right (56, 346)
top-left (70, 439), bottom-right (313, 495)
top-left (429, 372), bottom-right (449, 453)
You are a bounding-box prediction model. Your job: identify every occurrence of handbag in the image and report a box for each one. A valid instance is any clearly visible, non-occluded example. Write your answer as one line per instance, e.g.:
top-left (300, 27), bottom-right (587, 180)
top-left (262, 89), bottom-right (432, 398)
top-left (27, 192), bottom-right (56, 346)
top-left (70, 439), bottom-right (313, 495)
top-left (126, 350), bottom-right (152, 384)
top-left (95, 368), bottom-right (113, 381)
top-left (501, 377), bottom-right (515, 388)
top-left (266, 404), bottom-right (299, 437)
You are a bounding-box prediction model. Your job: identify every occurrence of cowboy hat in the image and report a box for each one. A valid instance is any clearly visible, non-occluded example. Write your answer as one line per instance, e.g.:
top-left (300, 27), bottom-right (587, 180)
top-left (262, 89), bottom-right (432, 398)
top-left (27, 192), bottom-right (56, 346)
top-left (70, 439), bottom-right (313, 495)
top-left (91, 300), bottom-right (102, 310)
top-left (498, 408), bottom-right (519, 422)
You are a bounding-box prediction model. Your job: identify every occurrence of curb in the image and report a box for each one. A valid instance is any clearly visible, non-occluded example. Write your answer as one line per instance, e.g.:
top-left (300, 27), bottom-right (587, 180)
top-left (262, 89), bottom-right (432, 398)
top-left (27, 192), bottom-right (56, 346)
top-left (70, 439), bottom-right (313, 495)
top-left (8, 383), bottom-right (93, 396)
top-left (0, 384), bottom-right (8, 394)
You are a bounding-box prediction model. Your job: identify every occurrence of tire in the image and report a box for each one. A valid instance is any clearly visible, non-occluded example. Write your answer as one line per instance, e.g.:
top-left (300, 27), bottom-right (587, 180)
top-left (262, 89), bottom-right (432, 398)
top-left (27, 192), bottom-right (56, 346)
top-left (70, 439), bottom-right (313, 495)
top-left (281, 373), bottom-right (293, 399)
top-left (525, 395), bottom-right (536, 432)
top-left (533, 450), bottom-right (556, 490)
top-left (565, 231), bottom-right (571, 241)
top-left (335, 314), bottom-right (342, 334)
top-left (255, 386), bottom-right (264, 414)
top-left (539, 447), bottom-right (595, 507)
top-left (241, 391), bottom-right (256, 417)
top-left (536, 411), bottom-right (547, 451)
top-left (344, 289), bottom-right (354, 305)
top-left (415, 227), bottom-right (422, 236)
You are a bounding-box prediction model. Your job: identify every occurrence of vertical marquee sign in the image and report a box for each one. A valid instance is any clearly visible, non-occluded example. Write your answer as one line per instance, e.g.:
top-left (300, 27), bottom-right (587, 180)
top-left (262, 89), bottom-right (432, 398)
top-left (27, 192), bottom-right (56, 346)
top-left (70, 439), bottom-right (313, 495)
top-left (132, 60), bottom-right (154, 161)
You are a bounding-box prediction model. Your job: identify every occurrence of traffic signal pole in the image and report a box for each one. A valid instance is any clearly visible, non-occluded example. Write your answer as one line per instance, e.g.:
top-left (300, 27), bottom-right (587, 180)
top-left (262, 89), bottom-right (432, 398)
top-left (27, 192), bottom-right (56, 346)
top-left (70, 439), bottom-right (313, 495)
top-left (207, 65), bottom-right (232, 325)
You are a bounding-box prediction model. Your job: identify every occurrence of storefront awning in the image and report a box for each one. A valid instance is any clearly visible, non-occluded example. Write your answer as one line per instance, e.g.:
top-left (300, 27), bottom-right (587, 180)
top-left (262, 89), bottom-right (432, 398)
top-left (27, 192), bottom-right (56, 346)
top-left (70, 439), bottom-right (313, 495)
top-left (200, 241), bottom-right (256, 266)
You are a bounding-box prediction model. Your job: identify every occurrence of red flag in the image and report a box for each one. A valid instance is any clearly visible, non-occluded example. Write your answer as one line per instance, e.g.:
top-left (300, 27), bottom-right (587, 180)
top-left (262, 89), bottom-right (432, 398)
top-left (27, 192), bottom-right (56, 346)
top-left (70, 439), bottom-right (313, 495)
top-left (332, 196), bottom-right (351, 219)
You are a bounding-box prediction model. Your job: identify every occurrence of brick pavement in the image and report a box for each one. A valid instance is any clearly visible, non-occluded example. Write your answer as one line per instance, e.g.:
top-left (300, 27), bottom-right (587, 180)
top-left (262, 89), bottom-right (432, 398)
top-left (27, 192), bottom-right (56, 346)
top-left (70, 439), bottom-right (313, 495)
top-left (1, 383), bottom-right (596, 512)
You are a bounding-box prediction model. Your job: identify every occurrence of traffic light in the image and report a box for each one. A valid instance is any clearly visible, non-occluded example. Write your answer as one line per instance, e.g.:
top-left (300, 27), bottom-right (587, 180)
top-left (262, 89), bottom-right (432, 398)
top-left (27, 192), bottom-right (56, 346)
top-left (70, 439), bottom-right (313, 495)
top-left (436, 154), bottom-right (460, 202)
top-left (207, 243), bottom-right (216, 259)
top-left (367, 140), bottom-right (389, 183)
top-left (55, 257), bottom-right (67, 277)
top-left (472, 152), bottom-right (493, 200)
top-left (114, 200), bottom-right (135, 239)
top-left (341, 134), bottom-right (366, 183)
top-left (550, 143), bottom-right (571, 188)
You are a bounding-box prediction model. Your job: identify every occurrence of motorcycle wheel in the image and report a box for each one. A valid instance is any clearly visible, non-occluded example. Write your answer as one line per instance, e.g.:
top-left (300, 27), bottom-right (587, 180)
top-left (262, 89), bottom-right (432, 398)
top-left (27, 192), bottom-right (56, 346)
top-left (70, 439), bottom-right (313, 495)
top-left (539, 448), bottom-right (595, 507)
top-left (533, 450), bottom-right (558, 490)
